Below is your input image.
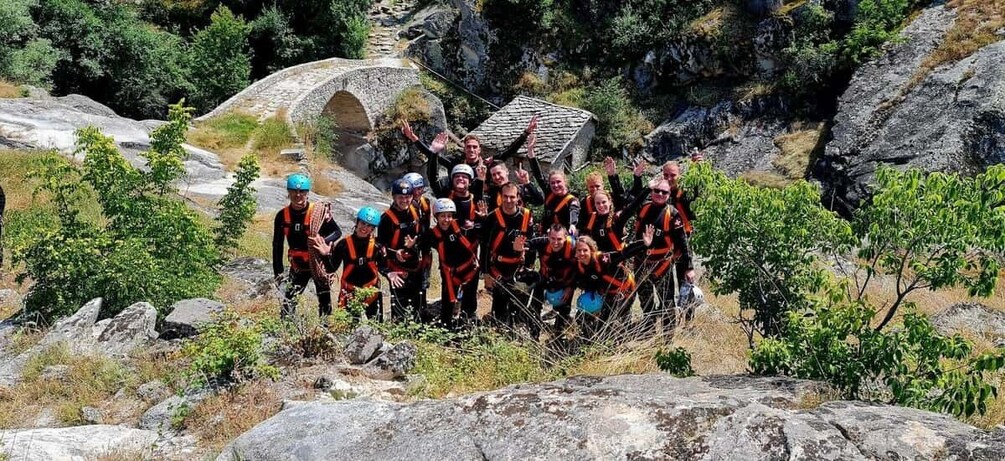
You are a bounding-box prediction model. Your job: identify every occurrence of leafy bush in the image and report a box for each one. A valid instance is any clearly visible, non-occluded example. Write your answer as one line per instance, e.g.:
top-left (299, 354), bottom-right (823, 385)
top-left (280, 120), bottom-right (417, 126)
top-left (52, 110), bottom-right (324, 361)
top-left (655, 347), bottom-right (695, 378)
top-left (581, 78), bottom-right (652, 159)
top-left (182, 310), bottom-right (278, 386)
top-left (751, 288), bottom-right (1005, 417)
top-left (330, 0), bottom-right (371, 59)
top-left (187, 112), bottom-right (260, 151)
top-left (13, 102), bottom-right (229, 321)
top-left (686, 162), bottom-right (1005, 418)
top-left (190, 6), bottom-right (251, 113)
top-left (215, 154), bottom-right (260, 253)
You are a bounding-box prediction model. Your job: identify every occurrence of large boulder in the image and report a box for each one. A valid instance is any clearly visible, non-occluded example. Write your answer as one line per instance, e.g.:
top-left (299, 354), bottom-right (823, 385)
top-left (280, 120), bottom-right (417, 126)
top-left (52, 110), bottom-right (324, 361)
top-left (343, 325), bottom-right (385, 365)
top-left (0, 425), bottom-right (158, 460)
top-left (932, 302), bottom-right (1005, 346)
top-left (405, 0), bottom-right (492, 91)
top-left (97, 302), bottom-right (158, 356)
top-left (218, 374), bottom-right (1005, 460)
top-left (161, 298), bottom-right (225, 339)
top-left (818, 5), bottom-right (1005, 213)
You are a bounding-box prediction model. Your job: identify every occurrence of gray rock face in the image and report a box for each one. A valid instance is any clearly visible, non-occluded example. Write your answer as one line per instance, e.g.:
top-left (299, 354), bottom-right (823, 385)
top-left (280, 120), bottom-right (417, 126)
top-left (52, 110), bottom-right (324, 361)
top-left (97, 302), bottom-right (158, 355)
top-left (161, 298), bottom-right (225, 339)
top-left (137, 380), bottom-right (171, 403)
top-left (819, 6), bottom-right (1005, 212)
top-left (39, 297), bottom-right (103, 353)
top-left (405, 0), bottom-right (491, 90)
top-left (217, 374), bottom-right (1005, 461)
top-left (644, 98), bottom-right (791, 177)
top-left (932, 302), bottom-right (1005, 346)
top-left (139, 391), bottom-right (208, 435)
top-left (219, 258), bottom-right (276, 300)
top-left (0, 425), bottom-right (158, 461)
top-left (364, 341), bottom-right (417, 380)
top-left (343, 325), bottom-right (385, 365)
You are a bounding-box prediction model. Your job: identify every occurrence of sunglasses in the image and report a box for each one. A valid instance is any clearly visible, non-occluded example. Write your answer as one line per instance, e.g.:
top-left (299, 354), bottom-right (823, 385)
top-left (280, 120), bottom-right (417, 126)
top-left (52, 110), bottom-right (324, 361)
top-left (651, 189), bottom-right (671, 195)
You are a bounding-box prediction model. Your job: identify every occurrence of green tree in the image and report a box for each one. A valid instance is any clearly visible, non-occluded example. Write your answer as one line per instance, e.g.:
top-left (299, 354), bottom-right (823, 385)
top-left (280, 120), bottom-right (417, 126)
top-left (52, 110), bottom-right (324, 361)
top-left (0, 0), bottom-right (61, 87)
top-left (682, 162), bottom-right (856, 337)
top-left (329, 0), bottom-right (371, 59)
top-left (215, 154), bottom-right (260, 252)
top-left (14, 102), bottom-right (222, 321)
top-left (581, 78), bottom-right (652, 159)
top-left (189, 5), bottom-right (251, 112)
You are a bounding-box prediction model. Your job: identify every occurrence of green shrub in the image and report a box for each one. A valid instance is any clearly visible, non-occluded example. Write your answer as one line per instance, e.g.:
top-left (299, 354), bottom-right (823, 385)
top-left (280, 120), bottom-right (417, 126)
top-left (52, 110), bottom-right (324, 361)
top-left (214, 154), bottom-right (260, 253)
top-left (581, 78), bottom-right (652, 159)
top-left (182, 310), bottom-right (278, 387)
top-left (655, 347), bottom-right (695, 378)
top-left (13, 102), bottom-right (223, 321)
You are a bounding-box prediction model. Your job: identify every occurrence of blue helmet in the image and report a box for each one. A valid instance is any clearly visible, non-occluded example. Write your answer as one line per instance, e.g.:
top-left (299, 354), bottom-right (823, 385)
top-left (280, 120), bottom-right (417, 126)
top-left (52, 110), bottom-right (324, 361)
top-left (402, 172), bottom-right (425, 189)
top-left (577, 291), bottom-right (603, 314)
top-left (545, 289), bottom-right (566, 307)
top-left (391, 179), bottom-right (413, 196)
top-left (357, 206), bottom-right (381, 226)
top-left (286, 173), bottom-right (311, 191)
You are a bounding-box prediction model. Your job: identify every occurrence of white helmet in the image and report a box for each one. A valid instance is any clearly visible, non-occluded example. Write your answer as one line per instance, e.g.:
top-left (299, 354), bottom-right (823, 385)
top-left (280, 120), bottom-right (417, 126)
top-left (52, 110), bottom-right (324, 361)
top-left (451, 164), bottom-right (474, 179)
top-left (432, 198), bottom-right (456, 215)
top-left (690, 286), bottom-right (705, 306)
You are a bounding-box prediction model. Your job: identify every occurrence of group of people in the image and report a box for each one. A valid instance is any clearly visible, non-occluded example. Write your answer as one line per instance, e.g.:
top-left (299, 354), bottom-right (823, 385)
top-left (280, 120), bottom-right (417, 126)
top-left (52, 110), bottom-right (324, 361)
top-left (272, 117), bottom-right (703, 341)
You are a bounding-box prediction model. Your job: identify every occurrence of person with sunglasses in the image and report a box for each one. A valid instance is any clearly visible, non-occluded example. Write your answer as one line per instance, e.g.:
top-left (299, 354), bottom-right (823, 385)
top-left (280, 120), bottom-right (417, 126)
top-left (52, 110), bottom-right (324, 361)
top-left (632, 178), bottom-right (695, 336)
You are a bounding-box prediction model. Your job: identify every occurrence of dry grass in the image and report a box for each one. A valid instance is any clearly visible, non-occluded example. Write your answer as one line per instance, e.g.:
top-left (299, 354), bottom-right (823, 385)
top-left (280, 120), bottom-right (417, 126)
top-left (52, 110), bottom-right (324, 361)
top-left (773, 122), bottom-right (827, 180)
top-left (740, 170), bottom-right (792, 189)
top-left (925, 0), bottom-right (1005, 70)
top-left (388, 86), bottom-right (433, 122)
top-left (234, 213), bottom-right (276, 260)
top-left (0, 343), bottom-right (134, 428)
top-left (0, 80), bottom-right (24, 99)
top-left (185, 380), bottom-right (282, 450)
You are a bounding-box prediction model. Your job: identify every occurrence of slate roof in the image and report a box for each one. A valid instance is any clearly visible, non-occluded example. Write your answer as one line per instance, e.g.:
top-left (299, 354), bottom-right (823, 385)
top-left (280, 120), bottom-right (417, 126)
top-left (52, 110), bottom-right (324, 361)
top-left (468, 96), bottom-right (595, 164)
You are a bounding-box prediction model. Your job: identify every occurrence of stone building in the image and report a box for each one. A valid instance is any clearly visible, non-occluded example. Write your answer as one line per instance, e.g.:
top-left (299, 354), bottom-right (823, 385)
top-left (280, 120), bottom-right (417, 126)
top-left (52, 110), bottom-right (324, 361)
top-left (468, 96), bottom-right (596, 170)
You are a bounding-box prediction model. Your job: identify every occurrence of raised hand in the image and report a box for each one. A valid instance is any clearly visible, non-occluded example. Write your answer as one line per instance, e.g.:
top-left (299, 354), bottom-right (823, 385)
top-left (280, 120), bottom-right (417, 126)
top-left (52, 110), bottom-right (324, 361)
top-left (403, 235), bottom-right (417, 249)
top-left (476, 200), bottom-right (488, 217)
top-left (513, 235), bottom-right (527, 252)
top-left (475, 164), bottom-right (487, 181)
top-left (527, 115), bottom-right (539, 133)
top-left (690, 147), bottom-right (704, 162)
top-left (642, 224), bottom-right (655, 247)
top-left (430, 132), bottom-right (448, 153)
top-left (309, 234), bottom-right (331, 255)
top-left (603, 156), bottom-right (617, 176)
top-left (633, 158), bottom-right (648, 177)
top-left (526, 133), bottom-right (536, 159)
top-left (400, 120), bottom-right (418, 142)
top-left (515, 166), bottom-right (530, 185)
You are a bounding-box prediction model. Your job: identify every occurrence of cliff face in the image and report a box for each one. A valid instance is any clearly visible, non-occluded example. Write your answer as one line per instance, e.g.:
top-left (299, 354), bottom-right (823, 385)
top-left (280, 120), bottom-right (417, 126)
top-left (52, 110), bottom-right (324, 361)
top-left (819, 5), bottom-right (1005, 212)
top-left (219, 374), bottom-right (1005, 461)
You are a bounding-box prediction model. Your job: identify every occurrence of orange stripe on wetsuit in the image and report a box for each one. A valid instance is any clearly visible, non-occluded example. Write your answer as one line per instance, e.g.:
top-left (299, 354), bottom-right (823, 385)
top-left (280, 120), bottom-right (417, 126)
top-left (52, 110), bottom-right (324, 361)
top-left (283, 203), bottom-right (314, 270)
top-left (339, 237), bottom-right (380, 306)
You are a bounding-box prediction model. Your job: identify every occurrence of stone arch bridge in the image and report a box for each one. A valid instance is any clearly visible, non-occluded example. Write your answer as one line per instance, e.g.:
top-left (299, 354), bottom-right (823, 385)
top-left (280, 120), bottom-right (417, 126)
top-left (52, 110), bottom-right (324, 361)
top-left (196, 57), bottom-right (420, 137)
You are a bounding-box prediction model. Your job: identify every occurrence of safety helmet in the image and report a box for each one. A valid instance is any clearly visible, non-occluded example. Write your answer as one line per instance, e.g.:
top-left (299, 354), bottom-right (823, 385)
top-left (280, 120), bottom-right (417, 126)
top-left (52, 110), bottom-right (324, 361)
top-left (577, 291), bottom-right (603, 314)
top-left (451, 164), bottom-right (474, 179)
top-left (402, 172), bottom-right (426, 189)
top-left (690, 286), bottom-right (705, 306)
top-left (432, 198), bottom-right (456, 215)
top-left (286, 173), bottom-right (311, 191)
top-left (391, 179), bottom-right (413, 196)
top-left (545, 289), bottom-right (566, 307)
top-left (356, 206), bottom-right (381, 226)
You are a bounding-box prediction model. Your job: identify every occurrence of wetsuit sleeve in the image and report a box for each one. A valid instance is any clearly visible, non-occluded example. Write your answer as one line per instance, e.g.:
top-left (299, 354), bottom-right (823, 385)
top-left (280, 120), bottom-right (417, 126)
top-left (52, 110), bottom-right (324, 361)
top-left (629, 173), bottom-right (645, 199)
top-left (610, 241), bottom-right (647, 265)
top-left (272, 211), bottom-right (285, 276)
top-left (672, 223), bottom-right (693, 271)
top-left (472, 178), bottom-right (485, 202)
top-left (495, 130), bottom-right (529, 162)
top-left (376, 214), bottom-right (393, 247)
top-left (414, 140), bottom-right (452, 170)
top-left (608, 173), bottom-right (626, 209)
top-left (426, 144), bottom-right (449, 197)
top-left (568, 197), bottom-right (581, 229)
top-left (529, 157), bottom-right (549, 193)
top-left (615, 192), bottom-right (649, 232)
top-left (521, 182), bottom-right (544, 206)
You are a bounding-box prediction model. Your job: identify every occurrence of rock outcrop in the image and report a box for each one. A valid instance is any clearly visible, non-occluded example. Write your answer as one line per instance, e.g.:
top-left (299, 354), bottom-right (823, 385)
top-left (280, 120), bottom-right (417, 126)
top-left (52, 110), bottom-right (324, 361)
top-left (818, 5), bottom-right (1005, 213)
top-left (161, 298), bottom-right (225, 339)
top-left (218, 374), bottom-right (1005, 460)
top-left (0, 425), bottom-right (158, 461)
